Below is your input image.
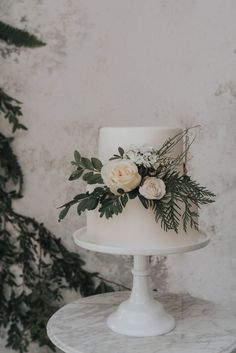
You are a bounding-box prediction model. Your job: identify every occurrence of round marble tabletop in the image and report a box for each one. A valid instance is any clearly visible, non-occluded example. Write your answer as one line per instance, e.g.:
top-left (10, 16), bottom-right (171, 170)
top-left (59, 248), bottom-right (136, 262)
top-left (47, 292), bottom-right (236, 353)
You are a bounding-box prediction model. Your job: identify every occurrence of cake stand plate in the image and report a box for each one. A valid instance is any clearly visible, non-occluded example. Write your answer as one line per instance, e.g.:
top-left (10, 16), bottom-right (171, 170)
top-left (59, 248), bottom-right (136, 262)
top-left (73, 228), bottom-right (210, 337)
top-left (73, 227), bottom-right (210, 256)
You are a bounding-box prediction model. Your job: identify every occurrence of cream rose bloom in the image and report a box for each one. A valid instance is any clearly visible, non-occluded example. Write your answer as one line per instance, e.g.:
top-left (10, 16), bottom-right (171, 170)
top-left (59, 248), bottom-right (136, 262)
top-left (101, 160), bottom-right (142, 194)
top-left (139, 177), bottom-right (166, 200)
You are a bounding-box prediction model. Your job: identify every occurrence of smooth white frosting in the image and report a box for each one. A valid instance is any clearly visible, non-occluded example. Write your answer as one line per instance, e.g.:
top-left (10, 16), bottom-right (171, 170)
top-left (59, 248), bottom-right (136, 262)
top-left (87, 127), bottom-right (201, 249)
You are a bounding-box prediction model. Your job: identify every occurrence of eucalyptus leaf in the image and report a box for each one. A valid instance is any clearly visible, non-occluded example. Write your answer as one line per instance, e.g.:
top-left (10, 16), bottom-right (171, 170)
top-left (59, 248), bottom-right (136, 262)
top-left (81, 157), bottom-right (93, 170)
top-left (82, 171), bottom-right (94, 182)
top-left (74, 150), bottom-right (81, 163)
top-left (118, 147), bottom-right (124, 156)
top-left (91, 157), bottom-right (103, 171)
top-left (69, 168), bottom-right (83, 180)
top-left (58, 206), bottom-right (70, 220)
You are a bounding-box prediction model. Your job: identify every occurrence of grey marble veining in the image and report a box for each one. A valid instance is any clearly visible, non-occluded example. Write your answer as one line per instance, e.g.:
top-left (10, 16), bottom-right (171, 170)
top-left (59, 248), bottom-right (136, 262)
top-left (47, 292), bottom-right (236, 353)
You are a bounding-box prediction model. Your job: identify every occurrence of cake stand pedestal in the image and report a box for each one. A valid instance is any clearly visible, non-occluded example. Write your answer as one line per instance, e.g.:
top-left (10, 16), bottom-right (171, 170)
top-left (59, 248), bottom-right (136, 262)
top-left (73, 227), bottom-right (209, 337)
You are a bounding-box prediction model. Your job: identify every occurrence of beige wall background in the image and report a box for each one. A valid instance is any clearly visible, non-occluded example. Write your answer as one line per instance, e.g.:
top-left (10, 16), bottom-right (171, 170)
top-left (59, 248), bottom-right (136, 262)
top-left (1, 0), bottom-right (236, 351)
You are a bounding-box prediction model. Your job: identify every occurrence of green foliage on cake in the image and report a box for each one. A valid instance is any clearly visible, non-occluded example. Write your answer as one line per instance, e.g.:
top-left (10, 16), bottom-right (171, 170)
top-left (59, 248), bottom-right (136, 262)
top-left (59, 128), bottom-right (215, 232)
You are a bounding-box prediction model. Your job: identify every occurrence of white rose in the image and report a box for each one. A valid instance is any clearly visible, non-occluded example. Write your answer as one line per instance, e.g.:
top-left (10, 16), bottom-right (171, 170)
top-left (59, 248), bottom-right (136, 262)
top-left (101, 159), bottom-right (142, 194)
top-left (139, 177), bottom-right (166, 200)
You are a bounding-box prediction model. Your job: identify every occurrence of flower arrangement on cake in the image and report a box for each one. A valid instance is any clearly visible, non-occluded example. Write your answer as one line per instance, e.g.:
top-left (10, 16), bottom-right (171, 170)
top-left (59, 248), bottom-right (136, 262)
top-left (59, 128), bottom-right (215, 233)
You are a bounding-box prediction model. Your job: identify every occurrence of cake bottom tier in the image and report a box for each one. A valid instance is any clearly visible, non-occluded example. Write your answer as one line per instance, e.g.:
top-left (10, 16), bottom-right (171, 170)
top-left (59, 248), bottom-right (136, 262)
top-left (87, 199), bottom-right (205, 250)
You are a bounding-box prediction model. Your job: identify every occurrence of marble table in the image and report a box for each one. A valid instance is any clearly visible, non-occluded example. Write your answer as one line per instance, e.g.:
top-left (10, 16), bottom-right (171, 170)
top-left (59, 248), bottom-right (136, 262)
top-left (47, 292), bottom-right (236, 353)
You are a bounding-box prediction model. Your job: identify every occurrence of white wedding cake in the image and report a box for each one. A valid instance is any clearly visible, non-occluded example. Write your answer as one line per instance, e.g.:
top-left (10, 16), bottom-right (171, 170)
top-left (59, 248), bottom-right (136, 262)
top-left (87, 127), bottom-right (204, 250)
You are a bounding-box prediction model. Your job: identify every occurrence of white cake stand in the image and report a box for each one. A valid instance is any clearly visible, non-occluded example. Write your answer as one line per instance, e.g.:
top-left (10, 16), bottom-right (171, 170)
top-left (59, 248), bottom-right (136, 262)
top-left (73, 227), bottom-right (209, 337)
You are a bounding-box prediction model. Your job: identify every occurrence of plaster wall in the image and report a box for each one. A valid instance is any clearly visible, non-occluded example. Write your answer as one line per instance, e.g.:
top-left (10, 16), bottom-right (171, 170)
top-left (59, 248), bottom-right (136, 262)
top-left (1, 1), bottom-right (236, 351)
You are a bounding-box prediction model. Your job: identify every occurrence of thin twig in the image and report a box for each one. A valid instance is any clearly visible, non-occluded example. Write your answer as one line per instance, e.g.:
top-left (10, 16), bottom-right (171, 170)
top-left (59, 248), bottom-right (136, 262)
top-left (96, 275), bottom-right (131, 291)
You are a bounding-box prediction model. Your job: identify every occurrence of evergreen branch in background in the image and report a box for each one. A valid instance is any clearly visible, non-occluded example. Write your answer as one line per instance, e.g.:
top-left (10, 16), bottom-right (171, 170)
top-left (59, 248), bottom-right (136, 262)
top-left (0, 133), bottom-right (23, 197)
top-left (0, 89), bottom-right (26, 133)
top-left (0, 205), bottom-right (118, 353)
top-left (0, 137), bottom-right (121, 352)
top-left (0, 20), bottom-right (121, 353)
top-left (0, 20), bottom-right (45, 47)
top-left (0, 133), bottom-right (120, 353)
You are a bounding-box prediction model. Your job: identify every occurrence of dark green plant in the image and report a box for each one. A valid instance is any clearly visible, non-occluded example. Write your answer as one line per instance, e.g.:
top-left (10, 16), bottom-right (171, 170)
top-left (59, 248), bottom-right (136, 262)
top-left (0, 22), bottom-right (126, 353)
top-left (0, 89), bottom-right (26, 133)
top-left (0, 21), bottom-right (45, 47)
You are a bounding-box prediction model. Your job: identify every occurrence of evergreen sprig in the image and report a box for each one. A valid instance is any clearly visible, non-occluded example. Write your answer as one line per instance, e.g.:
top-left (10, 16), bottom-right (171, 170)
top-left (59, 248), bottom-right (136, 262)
top-left (0, 89), bottom-right (27, 133)
top-left (0, 21), bottom-right (45, 47)
top-left (145, 172), bottom-right (216, 232)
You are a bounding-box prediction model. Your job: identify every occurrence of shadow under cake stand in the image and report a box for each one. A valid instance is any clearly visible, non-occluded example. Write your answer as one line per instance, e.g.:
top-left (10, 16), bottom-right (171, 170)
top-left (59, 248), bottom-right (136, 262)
top-left (72, 227), bottom-right (209, 337)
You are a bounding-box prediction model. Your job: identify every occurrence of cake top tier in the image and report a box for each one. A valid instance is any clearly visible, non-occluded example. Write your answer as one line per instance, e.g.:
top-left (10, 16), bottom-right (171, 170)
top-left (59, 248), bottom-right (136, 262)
top-left (99, 126), bottom-right (183, 162)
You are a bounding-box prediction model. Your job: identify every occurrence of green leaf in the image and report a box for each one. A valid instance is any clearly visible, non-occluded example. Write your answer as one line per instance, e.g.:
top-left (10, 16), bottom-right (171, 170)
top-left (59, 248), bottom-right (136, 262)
top-left (118, 147), bottom-right (124, 157)
top-left (98, 192), bottom-right (128, 219)
top-left (0, 21), bottom-right (46, 47)
top-left (77, 196), bottom-right (99, 215)
top-left (74, 150), bottom-right (81, 163)
top-left (138, 194), bottom-right (149, 209)
top-left (89, 174), bottom-right (103, 184)
top-left (121, 193), bottom-right (128, 207)
top-left (109, 155), bottom-right (121, 160)
top-left (91, 157), bottom-right (103, 171)
top-left (81, 157), bottom-right (93, 170)
top-left (87, 198), bottom-right (99, 210)
top-left (128, 188), bottom-right (139, 199)
top-left (83, 172), bottom-right (103, 184)
top-left (58, 206), bottom-right (70, 221)
top-left (82, 172), bottom-right (94, 182)
top-left (77, 199), bottom-right (89, 215)
top-left (68, 168), bottom-right (83, 181)
top-left (74, 193), bottom-right (89, 200)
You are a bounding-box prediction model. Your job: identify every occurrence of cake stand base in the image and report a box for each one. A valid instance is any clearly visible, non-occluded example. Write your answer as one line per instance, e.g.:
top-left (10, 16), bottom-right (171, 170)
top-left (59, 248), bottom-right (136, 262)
top-left (107, 255), bottom-right (175, 336)
top-left (73, 228), bottom-right (209, 337)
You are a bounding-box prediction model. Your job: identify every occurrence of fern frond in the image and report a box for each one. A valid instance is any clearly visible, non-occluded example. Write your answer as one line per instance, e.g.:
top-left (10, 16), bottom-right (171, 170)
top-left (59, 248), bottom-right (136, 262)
top-left (162, 172), bottom-right (215, 231)
top-left (182, 199), bottom-right (199, 232)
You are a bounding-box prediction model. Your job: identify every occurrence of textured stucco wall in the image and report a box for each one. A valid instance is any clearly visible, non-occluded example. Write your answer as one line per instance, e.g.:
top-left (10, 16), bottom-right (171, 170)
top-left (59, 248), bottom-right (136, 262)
top-left (1, 1), bottom-right (236, 351)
